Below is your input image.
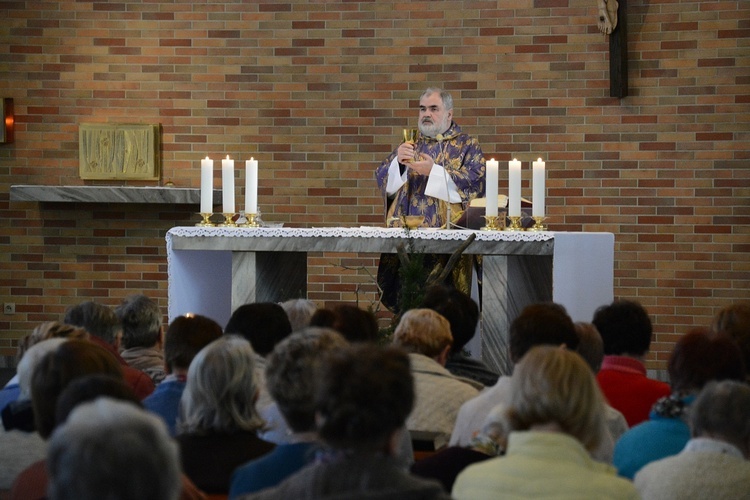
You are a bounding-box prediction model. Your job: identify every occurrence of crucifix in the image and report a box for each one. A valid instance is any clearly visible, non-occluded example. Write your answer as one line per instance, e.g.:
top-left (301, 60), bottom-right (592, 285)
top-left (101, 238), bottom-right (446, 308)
top-left (598, 0), bottom-right (628, 98)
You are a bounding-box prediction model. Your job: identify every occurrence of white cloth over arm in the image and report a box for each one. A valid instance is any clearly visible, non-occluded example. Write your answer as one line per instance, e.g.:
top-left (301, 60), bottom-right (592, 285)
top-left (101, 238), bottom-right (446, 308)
top-left (385, 158), bottom-right (460, 203)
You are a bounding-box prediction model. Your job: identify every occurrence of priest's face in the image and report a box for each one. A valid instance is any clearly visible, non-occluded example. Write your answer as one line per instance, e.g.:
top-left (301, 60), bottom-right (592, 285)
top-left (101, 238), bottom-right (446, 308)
top-left (418, 92), bottom-right (453, 138)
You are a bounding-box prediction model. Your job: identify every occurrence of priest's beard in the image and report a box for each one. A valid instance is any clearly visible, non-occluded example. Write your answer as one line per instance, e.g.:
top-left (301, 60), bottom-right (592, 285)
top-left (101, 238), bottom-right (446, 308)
top-left (418, 114), bottom-right (451, 139)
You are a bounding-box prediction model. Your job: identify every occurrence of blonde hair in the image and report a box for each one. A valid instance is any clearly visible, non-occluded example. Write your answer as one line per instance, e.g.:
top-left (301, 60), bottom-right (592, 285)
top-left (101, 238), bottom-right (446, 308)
top-left (508, 346), bottom-right (606, 452)
top-left (393, 308), bottom-right (452, 358)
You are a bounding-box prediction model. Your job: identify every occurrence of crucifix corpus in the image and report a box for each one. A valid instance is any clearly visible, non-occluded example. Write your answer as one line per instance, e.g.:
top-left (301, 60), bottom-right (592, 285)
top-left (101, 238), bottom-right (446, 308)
top-left (597, 0), bottom-right (628, 98)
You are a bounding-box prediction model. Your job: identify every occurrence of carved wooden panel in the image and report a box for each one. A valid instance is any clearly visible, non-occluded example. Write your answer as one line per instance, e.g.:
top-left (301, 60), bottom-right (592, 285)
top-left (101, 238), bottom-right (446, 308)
top-left (79, 123), bottom-right (160, 180)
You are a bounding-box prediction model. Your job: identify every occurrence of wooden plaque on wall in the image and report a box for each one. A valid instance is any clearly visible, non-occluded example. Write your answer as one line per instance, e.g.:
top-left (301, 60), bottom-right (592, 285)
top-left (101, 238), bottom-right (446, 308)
top-left (79, 123), bottom-right (160, 181)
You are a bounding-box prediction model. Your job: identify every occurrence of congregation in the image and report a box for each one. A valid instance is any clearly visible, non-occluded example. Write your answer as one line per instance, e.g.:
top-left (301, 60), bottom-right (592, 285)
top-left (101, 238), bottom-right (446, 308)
top-left (0, 291), bottom-right (748, 499)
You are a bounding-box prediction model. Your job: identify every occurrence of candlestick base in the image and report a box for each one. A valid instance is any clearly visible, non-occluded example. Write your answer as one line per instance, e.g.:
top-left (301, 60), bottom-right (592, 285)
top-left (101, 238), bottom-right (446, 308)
top-left (528, 216), bottom-right (548, 232)
top-left (481, 215), bottom-right (502, 231)
top-left (216, 213), bottom-right (237, 227)
top-left (238, 212), bottom-right (261, 228)
top-left (195, 213), bottom-right (214, 227)
top-left (503, 215), bottom-right (523, 231)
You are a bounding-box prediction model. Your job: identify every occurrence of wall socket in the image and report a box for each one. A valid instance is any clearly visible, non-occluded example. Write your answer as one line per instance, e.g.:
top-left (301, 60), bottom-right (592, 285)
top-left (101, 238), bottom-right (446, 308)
top-left (3, 303), bottom-right (15, 314)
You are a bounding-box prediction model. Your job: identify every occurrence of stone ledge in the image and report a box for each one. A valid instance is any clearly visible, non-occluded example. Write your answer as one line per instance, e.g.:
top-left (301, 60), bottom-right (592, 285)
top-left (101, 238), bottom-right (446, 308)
top-left (10, 185), bottom-right (221, 205)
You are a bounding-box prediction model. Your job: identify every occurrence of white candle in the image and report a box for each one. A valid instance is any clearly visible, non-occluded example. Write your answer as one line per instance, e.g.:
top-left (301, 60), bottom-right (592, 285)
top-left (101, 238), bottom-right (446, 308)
top-left (200, 157), bottom-right (213, 214)
top-left (532, 157), bottom-right (546, 217)
top-left (486, 158), bottom-right (499, 217)
top-left (508, 158), bottom-right (522, 217)
top-left (245, 157), bottom-right (258, 214)
top-left (222, 155), bottom-right (235, 214)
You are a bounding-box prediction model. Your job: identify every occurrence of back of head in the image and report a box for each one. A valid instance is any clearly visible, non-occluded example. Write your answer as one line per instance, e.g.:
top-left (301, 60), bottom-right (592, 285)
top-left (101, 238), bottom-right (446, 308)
top-left (265, 327), bottom-right (348, 433)
top-left (309, 304), bottom-right (379, 343)
top-left (17, 338), bottom-right (69, 401)
top-left (164, 314), bottom-right (223, 372)
top-left (115, 294), bottom-right (163, 350)
top-left (509, 302), bottom-right (578, 364)
top-left (279, 298), bottom-right (318, 332)
top-left (15, 322), bottom-right (89, 364)
top-left (55, 373), bottom-right (140, 429)
top-left (689, 380), bottom-right (750, 457)
top-left (711, 302), bottom-right (750, 383)
top-left (178, 335), bottom-right (263, 434)
top-left (592, 299), bottom-right (652, 356)
top-left (509, 345), bottom-right (605, 452)
top-left (225, 302), bottom-right (293, 356)
top-left (420, 284), bottom-right (480, 354)
top-left (64, 301), bottom-right (121, 346)
top-left (393, 308), bottom-right (453, 358)
top-left (47, 398), bottom-right (181, 500)
top-left (668, 327), bottom-right (746, 395)
top-left (316, 344), bottom-right (414, 451)
top-left (574, 322), bottom-right (604, 373)
top-left (32, 339), bottom-right (124, 439)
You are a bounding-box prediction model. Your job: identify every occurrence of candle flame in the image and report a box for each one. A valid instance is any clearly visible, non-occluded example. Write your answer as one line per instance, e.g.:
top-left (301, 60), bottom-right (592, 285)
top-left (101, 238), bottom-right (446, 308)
top-left (538, 157), bottom-right (543, 162)
top-left (226, 155), bottom-right (230, 160)
top-left (205, 156), bottom-right (209, 160)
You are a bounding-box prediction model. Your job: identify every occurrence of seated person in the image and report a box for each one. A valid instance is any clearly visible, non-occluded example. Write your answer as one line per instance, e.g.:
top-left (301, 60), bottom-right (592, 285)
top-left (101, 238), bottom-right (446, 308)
top-left (452, 346), bottom-right (639, 500)
top-left (1, 322), bottom-right (88, 413)
top-left (237, 344), bottom-right (450, 499)
top-left (230, 327), bottom-right (348, 497)
top-left (593, 299), bottom-right (670, 426)
top-left (450, 302), bottom-right (579, 447)
top-left (278, 298), bottom-right (318, 332)
top-left (114, 294), bottom-right (167, 385)
top-left (143, 314), bottom-right (222, 436)
top-left (411, 403), bottom-right (509, 493)
top-left (420, 284), bottom-right (498, 387)
top-left (0, 339), bottom-right (68, 491)
top-left (711, 301), bottom-right (750, 383)
top-left (47, 398), bottom-right (182, 500)
top-left (176, 335), bottom-right (275, 495)
top-left (309, 304), bottom-right (380, 343)
top-left (225, 302), bottom-right (293, 410)
top-left (10, 340), bottom-right (125, 500)
top-left (634, 380), bottom-right (750, 500)
top-left (64, 301), bottom-right (155, 399)
top-left (613, 327), bottom-right (745, 479)
top-left (392, 308), bottom-right (479, 438)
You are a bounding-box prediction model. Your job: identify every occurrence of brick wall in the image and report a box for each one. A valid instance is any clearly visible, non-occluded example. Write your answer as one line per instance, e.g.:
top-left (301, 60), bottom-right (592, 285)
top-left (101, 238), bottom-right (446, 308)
top-left (0, 0), bottom-right (748, 370)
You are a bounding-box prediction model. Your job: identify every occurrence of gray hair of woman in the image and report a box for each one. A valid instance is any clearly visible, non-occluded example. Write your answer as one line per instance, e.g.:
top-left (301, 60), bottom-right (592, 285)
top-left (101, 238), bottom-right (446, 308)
top-left (177, 335), bottom-right (264, 434)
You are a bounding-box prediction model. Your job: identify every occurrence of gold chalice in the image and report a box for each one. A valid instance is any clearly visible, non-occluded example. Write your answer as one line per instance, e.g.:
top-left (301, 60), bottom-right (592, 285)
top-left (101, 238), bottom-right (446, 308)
top-left (402, 128), bottom-right (420, 163)
top-left (402, 215), bottom-right (425, 229)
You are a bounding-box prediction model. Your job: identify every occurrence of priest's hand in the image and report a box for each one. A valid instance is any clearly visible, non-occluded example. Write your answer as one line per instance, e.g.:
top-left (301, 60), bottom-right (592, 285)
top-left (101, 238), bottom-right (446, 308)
top-left (397, 142), bottom-right (417, 164)
top-left (408, 153), bottom-right (435, 176)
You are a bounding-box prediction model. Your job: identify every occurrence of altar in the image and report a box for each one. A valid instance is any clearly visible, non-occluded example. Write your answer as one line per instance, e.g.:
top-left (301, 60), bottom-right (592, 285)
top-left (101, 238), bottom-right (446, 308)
top-left (166, 227), bottom-right (614, 374)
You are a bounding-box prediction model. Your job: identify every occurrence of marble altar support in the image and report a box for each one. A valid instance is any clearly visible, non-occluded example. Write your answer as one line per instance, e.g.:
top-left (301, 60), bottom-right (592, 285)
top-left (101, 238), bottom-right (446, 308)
top-left (166, 227), bottom-right (614, 374)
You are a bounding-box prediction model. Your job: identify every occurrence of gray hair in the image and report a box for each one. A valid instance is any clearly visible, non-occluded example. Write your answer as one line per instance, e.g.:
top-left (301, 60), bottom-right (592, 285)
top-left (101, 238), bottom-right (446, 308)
top-left (47, 398), bottom-right (181, 500)
top-left (265, 327), bottom-right (348, 432)
top-left (115, 294), bottom-right (163, 349)
top-left (421, 87), bottom-right (453, 111)
top-left (690, 380), bottom-right (750, 456)
top-left (279, 299), bottom-right (318, 332)
top-left (178, 335), bottom-right (264, 434)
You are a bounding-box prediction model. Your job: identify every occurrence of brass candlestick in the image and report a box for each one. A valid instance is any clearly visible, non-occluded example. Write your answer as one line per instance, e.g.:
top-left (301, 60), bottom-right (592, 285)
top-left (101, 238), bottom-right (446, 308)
top-left (504, 215), bottom-right (523, 231)
top-left (481, 215), bottom-right (502, 231)
top-left (529, 216), bottom-right (548, 232)
top-left (196, 213), bottom-right (214, 227)
top-left (239, 212), bottom-right (261, 228)
top-left (217, 213), bottom-right (237, 227)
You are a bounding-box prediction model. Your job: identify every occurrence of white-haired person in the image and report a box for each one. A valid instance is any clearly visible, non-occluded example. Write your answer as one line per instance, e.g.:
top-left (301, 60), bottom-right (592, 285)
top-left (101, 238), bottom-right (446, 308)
top-left (453, 346), bottom-right (639, 500)
top-left (392, 308), bottom-right (479, 438)
top-left (47, 398), bottom-right (182, 500)
top-left (176, 335), bottom-right (275, 495)
top-left (634, 380), bottom-right (750, 500)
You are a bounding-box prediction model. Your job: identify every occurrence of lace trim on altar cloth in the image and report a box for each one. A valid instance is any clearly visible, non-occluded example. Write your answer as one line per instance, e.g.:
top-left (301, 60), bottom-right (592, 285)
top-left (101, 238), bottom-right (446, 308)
top-left (166, 226), bottom-right (554, 243)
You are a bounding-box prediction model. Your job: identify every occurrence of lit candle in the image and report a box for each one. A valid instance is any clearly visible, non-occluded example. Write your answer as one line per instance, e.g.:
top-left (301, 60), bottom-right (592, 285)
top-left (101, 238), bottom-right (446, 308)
top-left (222, 155), bottom-right (235, 214)
top-left (245, 157), bottom-right (258, 214)
top-left (532, 157), bottom-right (546, 217)
top-left (200, 156), bottom-right (213, 214)
top-left (486, 158), bottom-right (499, 217)
top-left (508, 158), bottom-right (522, 217)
